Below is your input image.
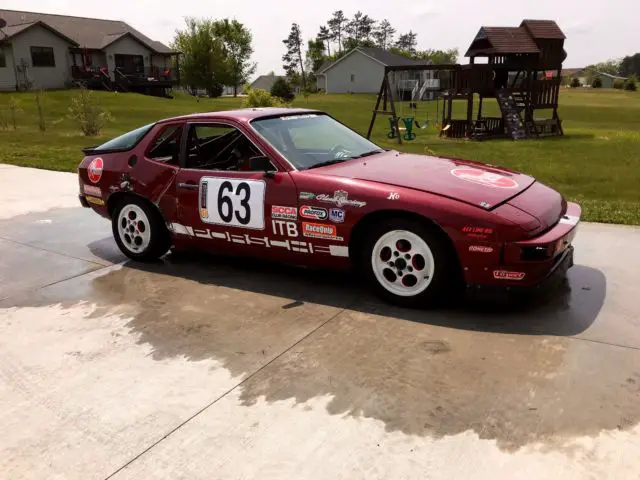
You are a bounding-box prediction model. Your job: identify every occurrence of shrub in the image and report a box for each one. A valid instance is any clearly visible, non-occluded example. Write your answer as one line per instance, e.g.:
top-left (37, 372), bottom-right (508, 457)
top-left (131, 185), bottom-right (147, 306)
top-left (243, 88), bottom-right (284, 108)
top-left (591, 77), bottom-right (602, 88)
top-left (68, 88), bottom-right (113, 136)
top-left (207, 83), bottom-right (224, 98)
top-left (624, 75), bottom-right (637, 92)
top-left (570, 78), bottom-right (581, 88)
top-left (613, 79), bottom-right (625, 89)
top-left (270, 77), bottom-right (295, 102)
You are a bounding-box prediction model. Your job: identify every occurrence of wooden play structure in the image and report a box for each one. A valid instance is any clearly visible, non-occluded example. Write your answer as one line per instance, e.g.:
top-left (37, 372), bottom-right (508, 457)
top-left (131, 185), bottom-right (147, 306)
top-left (367, 19), bottom-right (567, 143)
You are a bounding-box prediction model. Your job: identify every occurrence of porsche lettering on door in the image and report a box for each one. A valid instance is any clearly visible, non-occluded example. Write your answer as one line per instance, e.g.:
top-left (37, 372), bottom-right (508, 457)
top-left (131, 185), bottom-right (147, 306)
top-left (199, 177), bottom-right (266, 230)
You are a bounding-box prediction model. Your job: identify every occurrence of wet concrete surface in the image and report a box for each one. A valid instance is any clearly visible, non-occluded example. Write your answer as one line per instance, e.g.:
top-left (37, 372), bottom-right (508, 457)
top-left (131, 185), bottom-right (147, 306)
top-left (1, 191), bottom-right (640, 478)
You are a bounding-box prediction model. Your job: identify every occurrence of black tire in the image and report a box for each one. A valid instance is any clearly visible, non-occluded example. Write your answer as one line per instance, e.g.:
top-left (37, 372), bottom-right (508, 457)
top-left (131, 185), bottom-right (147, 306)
top-left (111, 196), bottom-right (171, 261)
top-left (360, 218), bottom-right (457, 308)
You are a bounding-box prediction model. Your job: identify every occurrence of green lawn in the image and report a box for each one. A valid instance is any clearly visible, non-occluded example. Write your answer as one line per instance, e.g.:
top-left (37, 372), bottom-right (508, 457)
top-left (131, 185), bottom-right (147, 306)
top-left (1, 88), bottom-right (639, 225)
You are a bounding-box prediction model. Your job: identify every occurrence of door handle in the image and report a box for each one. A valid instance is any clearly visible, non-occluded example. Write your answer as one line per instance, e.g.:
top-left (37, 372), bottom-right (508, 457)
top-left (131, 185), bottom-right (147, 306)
top-left (177, 182), bottom-right (198, 190)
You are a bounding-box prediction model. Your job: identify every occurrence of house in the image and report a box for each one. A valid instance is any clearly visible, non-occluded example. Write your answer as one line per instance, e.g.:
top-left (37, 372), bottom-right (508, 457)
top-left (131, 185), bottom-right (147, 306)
top-left (250, 74), bottom-right (301, 94)
top-left (561, 68), bottom-right (587, 85)
top-left (591, 71), bottom-right (627, 88)
top-left (0, 9), bottom-right (179, 94)
top-left (315, 47), bottom-right (435, 95)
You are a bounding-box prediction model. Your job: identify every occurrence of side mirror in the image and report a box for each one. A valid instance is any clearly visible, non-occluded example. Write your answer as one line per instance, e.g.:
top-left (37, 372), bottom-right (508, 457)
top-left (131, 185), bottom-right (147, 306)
top-left (249, 155), bottom-right (277, 178)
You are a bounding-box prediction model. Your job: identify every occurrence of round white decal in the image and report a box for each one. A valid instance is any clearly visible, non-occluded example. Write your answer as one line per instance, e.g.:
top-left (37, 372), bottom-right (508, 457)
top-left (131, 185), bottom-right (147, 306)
top-left (451, 167), bottom-right (518, 189)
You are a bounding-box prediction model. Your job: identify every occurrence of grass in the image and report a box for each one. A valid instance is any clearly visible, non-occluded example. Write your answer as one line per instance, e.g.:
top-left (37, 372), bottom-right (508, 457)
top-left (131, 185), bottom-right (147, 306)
top-left (0, 88), bottom-right (639, 225)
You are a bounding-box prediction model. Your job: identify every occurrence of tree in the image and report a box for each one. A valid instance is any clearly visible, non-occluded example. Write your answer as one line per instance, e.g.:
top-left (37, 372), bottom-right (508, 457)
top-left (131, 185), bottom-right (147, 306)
top-left (172, 17), bottom-right (228, 96)
top-left (212, 19), bottom-right (256, 97)
top-left (592, 76), bottom-right (602, 88)
top-left (620, 53), bottom-right (640, 78)
top-left (395, 31), bottom-right (418, 55)
top-left (625, 75), bottom-right (637, 91)
top-left (570, 77), bottom-right (581, 88)
top-left (282, 23), bottom-right (306, 90)
top-left (345, 11), bottom-right (376, 47)
top-left (328, 11), bottom-right (348, 53)
top-left (306, 38), bottom-right (326, 73)
top-left (413, 48), bottom-right (459, 64)
top-left (584, 59), bottom-right (621, 81)
top-left (318, 26), bottom-right (332, 56)
top-left (270, 77), bottom-right (295, 102)
top-left (373, 19), bottom-right (395, 49)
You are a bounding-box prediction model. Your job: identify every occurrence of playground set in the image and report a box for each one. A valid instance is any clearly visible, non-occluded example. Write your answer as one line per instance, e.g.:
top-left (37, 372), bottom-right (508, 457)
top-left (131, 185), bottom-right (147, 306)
top-left (366, 19), bottom-right (567, 143)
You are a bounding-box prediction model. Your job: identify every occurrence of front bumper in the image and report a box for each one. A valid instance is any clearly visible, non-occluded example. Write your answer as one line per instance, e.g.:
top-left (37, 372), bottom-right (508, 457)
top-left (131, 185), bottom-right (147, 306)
top-left (468, 202), bottom-right (581, 289)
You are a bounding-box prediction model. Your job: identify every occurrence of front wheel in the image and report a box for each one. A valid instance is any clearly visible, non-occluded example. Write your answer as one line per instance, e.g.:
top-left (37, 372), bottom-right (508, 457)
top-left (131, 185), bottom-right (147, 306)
top-left (112, 196), bottom-right (171, 261)
top-left (361, 218), bottom-right (456, 308)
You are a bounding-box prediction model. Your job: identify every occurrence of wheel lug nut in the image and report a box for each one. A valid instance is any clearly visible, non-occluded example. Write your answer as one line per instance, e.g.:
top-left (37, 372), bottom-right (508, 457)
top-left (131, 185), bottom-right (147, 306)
top-left (398, 271), bottom-right (403, 277)
top-left (393, 251), bottom-right (399, 257)
top-left (388, 262), bottom-right (394, 267)
top-left (405, 254), bottom-right (411, 259)
top-left (408, 266), bottom-right (413, 272)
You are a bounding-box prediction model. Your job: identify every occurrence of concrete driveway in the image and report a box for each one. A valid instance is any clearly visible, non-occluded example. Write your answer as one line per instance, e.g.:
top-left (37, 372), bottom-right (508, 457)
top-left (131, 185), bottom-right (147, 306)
top-left (1, 165), bottom-right (639, 480)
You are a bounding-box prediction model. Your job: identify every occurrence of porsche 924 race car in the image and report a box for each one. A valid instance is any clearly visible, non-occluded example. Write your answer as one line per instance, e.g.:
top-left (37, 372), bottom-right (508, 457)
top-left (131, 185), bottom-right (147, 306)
top-left (77, 108), bottom-right (580, 307)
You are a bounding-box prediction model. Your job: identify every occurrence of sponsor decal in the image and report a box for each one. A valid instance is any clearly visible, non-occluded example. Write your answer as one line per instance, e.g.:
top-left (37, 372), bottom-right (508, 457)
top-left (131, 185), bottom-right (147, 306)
top-left (462, 226), bottom-right (494, 239)
top-left (493, 270), bottom-right (526, 281)
top-left (83, 185), bottom-right (102, 197)
top-left (387, 192), bottom-right (400, 200)
top-left (329, 208), bottom-right (345, 223)
top-left (302, 222), bottom-right (343, 241)
top-left (281, 114), bottom-right (318, 120)
top-left (87, 157), bottom-right (104, 184)
top-left (316, 190), bottom-right (366, 208)
top-left (200, 182), bottom-right (208, 218)
top-left (272, 205), bottom-right (297, 221)
top-left (451, 167), bottom-right (518, 189)
top-left (299, 192), bottom-right (316, 200)
top-left (272, 220), bottom-right (298, 237)
top-left (300, 205), bottom-right (328, 220)
top-left (168, 224), bottom-right (348, 256)
top-left (85, 195), bottom-right (105, 206)
top-left (469, 245), bottom-right (493, 253)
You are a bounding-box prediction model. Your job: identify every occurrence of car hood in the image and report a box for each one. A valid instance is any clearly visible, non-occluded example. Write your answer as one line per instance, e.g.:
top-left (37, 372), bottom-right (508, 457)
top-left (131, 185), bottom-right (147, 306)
top-left (319, 151), bottom-right (535, 209)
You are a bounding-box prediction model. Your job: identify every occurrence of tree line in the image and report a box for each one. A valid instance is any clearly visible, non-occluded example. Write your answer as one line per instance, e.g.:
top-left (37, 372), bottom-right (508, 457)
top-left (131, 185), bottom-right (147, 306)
top-left (283, 11), bottom-right (459, 89)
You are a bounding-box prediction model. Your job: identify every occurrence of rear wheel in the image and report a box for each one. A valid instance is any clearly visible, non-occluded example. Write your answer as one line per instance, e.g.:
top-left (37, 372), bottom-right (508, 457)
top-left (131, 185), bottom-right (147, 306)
top-left (112, 196), bottom-right (171, 261)
top-left (361, 218), bottom-right (456, 308)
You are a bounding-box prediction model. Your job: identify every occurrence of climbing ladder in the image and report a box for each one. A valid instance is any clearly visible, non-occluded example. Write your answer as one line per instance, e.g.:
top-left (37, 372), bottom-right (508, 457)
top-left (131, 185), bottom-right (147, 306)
top-left (496, 88), bottom-right (528, 140)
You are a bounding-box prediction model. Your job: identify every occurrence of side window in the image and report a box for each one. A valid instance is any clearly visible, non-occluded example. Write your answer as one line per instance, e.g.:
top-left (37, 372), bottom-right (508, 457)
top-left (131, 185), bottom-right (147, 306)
top-left (185, 123), bottom-right (271, 172)
top-left (146, 124), bottom-right (183, 165)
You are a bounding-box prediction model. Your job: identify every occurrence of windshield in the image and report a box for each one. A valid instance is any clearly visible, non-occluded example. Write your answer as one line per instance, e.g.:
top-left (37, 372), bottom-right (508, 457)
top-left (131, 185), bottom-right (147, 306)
top-left (94, 123), bottom-right (155, 151)
top-left (251, 113), bottom-right (383, 170)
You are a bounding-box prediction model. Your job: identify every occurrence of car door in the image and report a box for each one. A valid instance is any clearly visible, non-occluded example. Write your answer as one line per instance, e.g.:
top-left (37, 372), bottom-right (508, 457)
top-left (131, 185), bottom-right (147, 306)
top-left (172, 120), bottom-right (303, 260)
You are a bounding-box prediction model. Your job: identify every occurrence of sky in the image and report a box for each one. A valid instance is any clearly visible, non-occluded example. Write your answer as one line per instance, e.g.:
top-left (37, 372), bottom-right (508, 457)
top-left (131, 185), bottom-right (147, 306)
top-left (2, 0), bottom-right (638, 77)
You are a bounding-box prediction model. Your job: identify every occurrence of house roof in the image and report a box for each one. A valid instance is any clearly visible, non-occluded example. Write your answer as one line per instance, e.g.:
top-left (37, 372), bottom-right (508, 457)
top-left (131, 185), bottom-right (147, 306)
top-left (316, 47), bottom-right (429, 75)
top-left (594, 71), bottom-right (627, 80)
top-left (250, 75), bottom-right (285, 91)
top-left (0, 9), bottom-right (174, 54)
top-left (1, 20), bottom-right (79, 46)
top-left (520, 20), bottom-right (565, 40)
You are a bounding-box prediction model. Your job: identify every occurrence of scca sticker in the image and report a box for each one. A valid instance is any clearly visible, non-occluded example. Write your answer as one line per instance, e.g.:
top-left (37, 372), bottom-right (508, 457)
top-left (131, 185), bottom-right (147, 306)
top-left (451, 167), bottom-right (518, 189)
top-left (272, 205), bottom-right (297, 221)
top-left (87, 157), bottom-right (104, 184)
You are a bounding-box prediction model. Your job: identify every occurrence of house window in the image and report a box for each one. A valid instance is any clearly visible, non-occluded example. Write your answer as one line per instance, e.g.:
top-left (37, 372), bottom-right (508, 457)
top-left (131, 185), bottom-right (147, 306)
top-left (0, 48), bottom-right (6, 68)
top-left (350, 74), bottom-right (355, 82)
top-left (31, 46), bottom-right (55, 67)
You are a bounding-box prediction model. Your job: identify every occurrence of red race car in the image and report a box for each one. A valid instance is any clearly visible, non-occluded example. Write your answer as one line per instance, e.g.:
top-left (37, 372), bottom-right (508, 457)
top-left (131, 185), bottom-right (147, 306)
top-left (78, 108), bottom-right (580, 307)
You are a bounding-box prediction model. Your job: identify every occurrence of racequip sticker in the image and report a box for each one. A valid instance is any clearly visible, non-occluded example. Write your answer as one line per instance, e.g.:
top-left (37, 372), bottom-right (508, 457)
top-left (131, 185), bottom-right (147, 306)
top-left (316, 190), bottom-right (366, 208)
top-left (302, 222), bottom-right (343, 240)
top-left (83, 185), bottom-right (102, 197)
top-left (493, 270), bottom-right (526, 280)
top-left (469, 245), bottom-right (493, 253)
top-left (87, 158), bottom-right (104, 184)
top-left (272, 205), bottom-right (297, 220)
top-left (329, 208), bottom-right (345, 223)
top-left (451, 167), bottom-right (518, 189)
top-left (300, 205), bottom-right (328, 220)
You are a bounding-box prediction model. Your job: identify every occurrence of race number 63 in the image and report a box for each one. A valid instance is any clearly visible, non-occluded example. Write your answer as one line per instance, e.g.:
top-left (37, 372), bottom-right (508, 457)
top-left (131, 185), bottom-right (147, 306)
top-left (199, 177), bottom-right (266, 230)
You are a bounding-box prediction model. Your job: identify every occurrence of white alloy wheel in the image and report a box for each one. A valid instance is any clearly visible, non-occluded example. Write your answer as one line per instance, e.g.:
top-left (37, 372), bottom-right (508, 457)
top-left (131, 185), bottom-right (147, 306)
top-left (371, 229), bottom-right (436, 297)
top-left (117, 204), bottom-right (152, 254)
